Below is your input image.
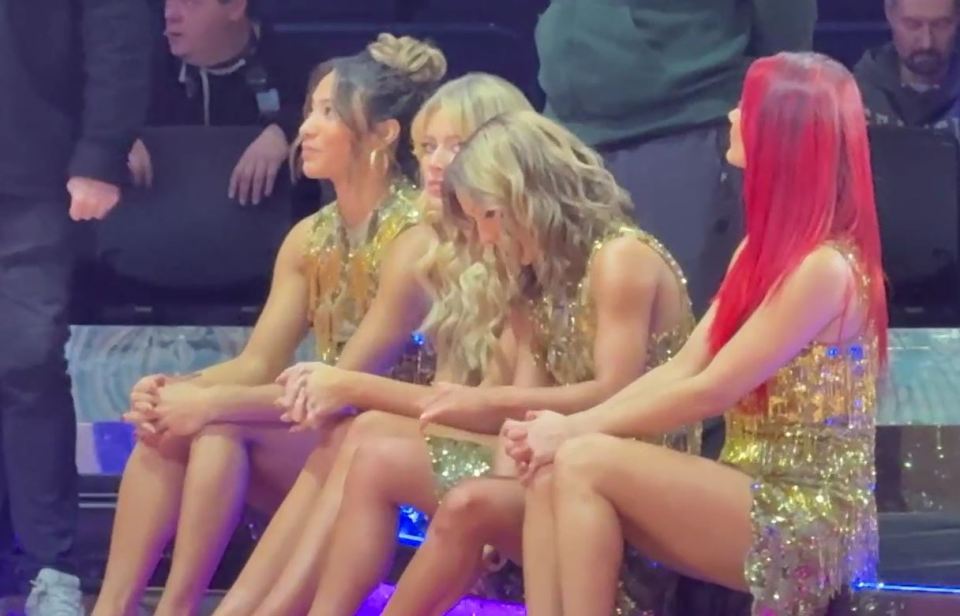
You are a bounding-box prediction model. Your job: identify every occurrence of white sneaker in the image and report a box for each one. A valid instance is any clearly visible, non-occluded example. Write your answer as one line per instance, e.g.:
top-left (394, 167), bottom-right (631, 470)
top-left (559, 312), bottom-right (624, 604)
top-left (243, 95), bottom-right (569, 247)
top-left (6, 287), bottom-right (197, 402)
top-left (25, 568), bottom-right (85, 616)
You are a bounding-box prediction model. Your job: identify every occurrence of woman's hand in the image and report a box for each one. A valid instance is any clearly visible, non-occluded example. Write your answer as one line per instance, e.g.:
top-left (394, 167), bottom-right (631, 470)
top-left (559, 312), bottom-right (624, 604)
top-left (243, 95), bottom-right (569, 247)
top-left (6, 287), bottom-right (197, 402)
top-left (277, 362), bottom-right (353, 430)
top-left (503, 410), bottom-right (576, 484)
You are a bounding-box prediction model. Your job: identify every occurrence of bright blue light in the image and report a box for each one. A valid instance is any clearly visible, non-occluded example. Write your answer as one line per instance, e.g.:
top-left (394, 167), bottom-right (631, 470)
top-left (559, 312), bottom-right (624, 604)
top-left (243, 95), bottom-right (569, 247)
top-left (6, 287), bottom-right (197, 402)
top-left (854, 581), bottom-right (960, 596)
top-left (397, 531), bottom-right (424, 547)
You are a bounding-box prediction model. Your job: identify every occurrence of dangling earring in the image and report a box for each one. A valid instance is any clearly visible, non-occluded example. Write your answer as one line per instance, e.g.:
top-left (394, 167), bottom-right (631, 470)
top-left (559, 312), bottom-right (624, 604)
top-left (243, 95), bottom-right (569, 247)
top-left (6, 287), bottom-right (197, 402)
top-left (369, 148), bottom-right (381, 171)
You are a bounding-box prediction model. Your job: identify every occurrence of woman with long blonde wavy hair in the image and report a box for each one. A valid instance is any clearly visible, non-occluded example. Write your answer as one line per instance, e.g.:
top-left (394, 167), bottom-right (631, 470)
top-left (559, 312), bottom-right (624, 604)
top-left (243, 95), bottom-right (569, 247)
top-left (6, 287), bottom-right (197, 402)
top-left (281, 110), bottom-right (699, 616)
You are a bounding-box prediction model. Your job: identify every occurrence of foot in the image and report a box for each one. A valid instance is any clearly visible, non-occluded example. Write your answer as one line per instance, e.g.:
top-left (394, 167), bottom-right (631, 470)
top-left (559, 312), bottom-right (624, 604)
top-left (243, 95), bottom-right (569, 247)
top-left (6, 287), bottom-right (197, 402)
top-left (25, 568), bottom-right (85, 616)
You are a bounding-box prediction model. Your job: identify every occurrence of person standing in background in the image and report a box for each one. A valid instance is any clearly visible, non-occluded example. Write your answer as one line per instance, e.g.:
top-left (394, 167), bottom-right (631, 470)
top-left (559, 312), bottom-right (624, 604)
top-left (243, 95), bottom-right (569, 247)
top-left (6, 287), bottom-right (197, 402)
top-left (0, 0), bottom-right (150, 613)
top-left (534, 0), bottom-right (817, 458)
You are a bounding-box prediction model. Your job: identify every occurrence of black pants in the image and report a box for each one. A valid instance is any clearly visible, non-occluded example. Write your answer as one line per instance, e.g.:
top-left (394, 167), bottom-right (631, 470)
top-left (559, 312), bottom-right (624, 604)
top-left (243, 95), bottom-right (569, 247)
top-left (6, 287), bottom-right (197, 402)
top-left (601, 124), bottom-right (744, 461)
top-left (0, 194), bottom-right (78, 578)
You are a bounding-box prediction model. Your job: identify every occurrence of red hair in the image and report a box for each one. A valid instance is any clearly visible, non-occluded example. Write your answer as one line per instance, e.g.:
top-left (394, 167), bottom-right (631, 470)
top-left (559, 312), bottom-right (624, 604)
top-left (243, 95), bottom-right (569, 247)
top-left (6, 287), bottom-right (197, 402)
top-left (709, 52), bottom-right (888, 364)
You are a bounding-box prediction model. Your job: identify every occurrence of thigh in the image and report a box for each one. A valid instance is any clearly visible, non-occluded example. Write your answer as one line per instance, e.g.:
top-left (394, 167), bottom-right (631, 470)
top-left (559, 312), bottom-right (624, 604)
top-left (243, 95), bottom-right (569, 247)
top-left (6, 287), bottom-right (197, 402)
top-left (556, 435), bottom-right (753, 591)
top-left (349, 428), bottom-right (440, 515)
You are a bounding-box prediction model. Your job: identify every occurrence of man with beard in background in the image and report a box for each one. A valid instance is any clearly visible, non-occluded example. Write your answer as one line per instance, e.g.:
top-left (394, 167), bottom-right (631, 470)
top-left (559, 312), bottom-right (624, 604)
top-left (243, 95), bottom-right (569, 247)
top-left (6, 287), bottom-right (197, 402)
top-left (855, 0), bottom-right (960, 135)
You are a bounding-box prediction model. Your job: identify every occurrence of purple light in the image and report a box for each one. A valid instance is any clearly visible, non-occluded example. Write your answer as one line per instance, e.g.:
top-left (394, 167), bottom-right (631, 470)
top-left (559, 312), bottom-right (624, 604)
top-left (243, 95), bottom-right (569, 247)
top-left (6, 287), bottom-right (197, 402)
top-left (356, 584), bottom-right (525, 615)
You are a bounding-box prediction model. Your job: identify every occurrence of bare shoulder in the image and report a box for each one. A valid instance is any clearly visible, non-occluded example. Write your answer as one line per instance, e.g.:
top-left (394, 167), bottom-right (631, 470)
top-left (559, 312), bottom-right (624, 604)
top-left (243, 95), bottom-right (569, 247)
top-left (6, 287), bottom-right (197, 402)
top-left (273, 213), bottom-right (321, 274)
top-left (384, 222), bottom-right (439, 263)
top-left (589, 235), bottom-right (663, 301)
top-left (790, 245), bottom-right (855, 295)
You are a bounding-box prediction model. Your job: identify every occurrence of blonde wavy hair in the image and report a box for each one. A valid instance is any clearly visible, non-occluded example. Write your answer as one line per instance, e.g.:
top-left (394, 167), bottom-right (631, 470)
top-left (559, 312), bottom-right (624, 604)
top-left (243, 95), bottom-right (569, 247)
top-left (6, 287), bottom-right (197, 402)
top-left (411, 75), bottom-right (533, 384)
top-left (424, 110), bottom-right (634, 382)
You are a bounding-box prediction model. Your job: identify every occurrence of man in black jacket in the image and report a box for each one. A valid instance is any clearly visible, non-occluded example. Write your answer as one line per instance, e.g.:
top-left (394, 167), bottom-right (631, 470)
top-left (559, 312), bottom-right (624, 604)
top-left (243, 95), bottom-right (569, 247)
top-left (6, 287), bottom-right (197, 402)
top-left (128, 0), bottom-right (302, 206)
top-left (0, 1), bottom-right (150, 613)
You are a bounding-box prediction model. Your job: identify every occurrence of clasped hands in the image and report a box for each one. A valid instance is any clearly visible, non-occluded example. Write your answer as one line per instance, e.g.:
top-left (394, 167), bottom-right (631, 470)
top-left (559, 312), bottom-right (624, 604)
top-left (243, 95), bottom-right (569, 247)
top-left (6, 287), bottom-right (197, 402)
top-left (275, 362), bottom-right (355, 431)
top-left (122, 373), bottom-right (214, 442)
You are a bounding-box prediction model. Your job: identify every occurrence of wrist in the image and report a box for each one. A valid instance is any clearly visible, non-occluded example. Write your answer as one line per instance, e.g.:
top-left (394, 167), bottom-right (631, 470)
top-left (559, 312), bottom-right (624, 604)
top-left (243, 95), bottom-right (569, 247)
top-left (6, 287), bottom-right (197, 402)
top-left (490, 386), bottom-right (519, 416)
top-left (264, 123), bottom-right (287, 143)
top-left (330, 368), bottom-right (359, 406)
top-left (200, 385), bottom-right (229, 422)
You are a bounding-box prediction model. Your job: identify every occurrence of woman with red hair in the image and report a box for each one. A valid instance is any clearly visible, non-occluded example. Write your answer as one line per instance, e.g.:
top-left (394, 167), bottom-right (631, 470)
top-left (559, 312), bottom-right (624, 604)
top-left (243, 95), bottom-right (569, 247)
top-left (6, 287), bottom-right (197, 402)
top-left (504, 52), bottom-right (888, 616)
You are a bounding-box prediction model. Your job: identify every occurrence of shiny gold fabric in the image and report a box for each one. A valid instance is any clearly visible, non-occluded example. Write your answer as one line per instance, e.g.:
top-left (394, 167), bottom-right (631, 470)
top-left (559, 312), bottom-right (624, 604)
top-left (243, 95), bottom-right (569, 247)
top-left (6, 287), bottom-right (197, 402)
top-left (304, 181), bottom-right (433, 383)
top-left (426, 225), bottom-right (697, 494)
top-left (719, 241), bottom-right (880, 616)
top-left (424, 225), bottom-right (697, 614)
top-left (527, 225), bottom-right (700, 455)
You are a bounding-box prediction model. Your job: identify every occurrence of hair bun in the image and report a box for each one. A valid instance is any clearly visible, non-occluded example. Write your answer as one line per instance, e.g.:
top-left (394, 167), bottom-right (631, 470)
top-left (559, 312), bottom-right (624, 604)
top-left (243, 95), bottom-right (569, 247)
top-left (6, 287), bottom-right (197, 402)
top-left (368, 33), bottom-right (447, 84)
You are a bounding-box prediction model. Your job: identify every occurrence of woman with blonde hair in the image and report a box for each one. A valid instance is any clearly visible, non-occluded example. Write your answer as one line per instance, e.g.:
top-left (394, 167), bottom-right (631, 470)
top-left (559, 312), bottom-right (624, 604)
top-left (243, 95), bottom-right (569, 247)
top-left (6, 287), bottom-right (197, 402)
top-left (92, 33), bottom-right (447, 616)
top-left (280, 110), bottom-right (698, 616)
top-left (209, 72), bottom-right (536, 616)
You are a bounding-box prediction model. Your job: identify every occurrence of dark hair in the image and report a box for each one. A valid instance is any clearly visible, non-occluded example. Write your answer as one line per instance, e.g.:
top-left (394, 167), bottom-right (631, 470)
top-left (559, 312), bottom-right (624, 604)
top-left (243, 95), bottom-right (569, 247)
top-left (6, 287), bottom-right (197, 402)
top-left (320, 34), bottom-right (447, 180)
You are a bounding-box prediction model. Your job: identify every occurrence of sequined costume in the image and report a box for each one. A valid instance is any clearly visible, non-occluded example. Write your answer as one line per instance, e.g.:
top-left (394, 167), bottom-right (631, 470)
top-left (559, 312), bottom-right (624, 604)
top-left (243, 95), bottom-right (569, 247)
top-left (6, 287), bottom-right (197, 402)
top-left (719, 241), bottom-right (879, 616)
top-left (425, 224), bottom-right (695, 495)
top-left (304, 180), bottom-right (434, 383)
top-left (424, 226), bottom-right (697, 611)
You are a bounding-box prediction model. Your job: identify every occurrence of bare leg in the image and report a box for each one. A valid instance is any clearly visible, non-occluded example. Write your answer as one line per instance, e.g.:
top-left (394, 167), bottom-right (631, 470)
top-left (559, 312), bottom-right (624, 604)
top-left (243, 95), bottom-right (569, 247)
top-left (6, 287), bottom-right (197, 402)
top-left (251, 412), bottom-right (414, 616)
top-left (213, 420), bottom-right (352, 616)
top-left (551, 435), bottom-right (753, 616)
top-left (92, 435), bottom-right (191, 616)
top-left (153, 425), bottom-right (318, 616)
top-left (383, 477), bottom-right (525, 616)
top-left (522, 467), bottom-right (562, 616)
top-left (306, 428), bottom-right (439, 616)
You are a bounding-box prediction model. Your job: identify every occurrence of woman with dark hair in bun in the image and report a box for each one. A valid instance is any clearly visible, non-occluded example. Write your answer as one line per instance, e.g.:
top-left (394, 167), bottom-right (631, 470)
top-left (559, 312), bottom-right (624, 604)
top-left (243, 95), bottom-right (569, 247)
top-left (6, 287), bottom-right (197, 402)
top-left (92, 33), bottom-right (447, 616)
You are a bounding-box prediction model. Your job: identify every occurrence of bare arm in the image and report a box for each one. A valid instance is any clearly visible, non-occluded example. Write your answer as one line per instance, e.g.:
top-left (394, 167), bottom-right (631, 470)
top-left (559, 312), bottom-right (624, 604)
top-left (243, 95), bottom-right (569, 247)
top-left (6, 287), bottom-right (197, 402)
top-left (486, 239), bottom-right (666, 418)
top-left (581, 240), bottom-right (748, 413)
top-left (198, 217), bottom-right (314, 422)
top-left (570, 247), bottom-right (858, 438)
top-left (332, 316), bottom-right (521, 430)
top-left (334, 224), bottom-right (435, 373)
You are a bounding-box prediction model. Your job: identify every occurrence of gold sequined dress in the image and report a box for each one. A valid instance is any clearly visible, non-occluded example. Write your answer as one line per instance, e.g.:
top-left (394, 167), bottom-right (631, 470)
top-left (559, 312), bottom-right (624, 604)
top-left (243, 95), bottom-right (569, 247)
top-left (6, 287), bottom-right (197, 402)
top-left (719, 242), bottom-right (879, 616)
top-left (303, 180), bottom-right (434, 383)
top-left (424, 225), bottom-right (697, 611)
top-left (426, 225), bottom-right (696, 494)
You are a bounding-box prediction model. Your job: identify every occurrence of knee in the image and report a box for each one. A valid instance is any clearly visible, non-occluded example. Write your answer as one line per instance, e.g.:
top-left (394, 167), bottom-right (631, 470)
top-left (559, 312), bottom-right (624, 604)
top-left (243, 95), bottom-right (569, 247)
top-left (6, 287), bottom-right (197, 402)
top-left (430, 482), bottom-right (491, 538)
top-left (196, 422), bottom-right (247, 443)
top-left (343, 410), bottom-right (396, 446)
top-left (553, 434), bottom-right (619, 487)
top-left (347, 436), bottom-right (400, 491)
top-left (5, 319), bottom-right (69, 374)
top-left (526, 464), bottom-right (556, 501)
top-left (134, 433), bottom-right (191, 461)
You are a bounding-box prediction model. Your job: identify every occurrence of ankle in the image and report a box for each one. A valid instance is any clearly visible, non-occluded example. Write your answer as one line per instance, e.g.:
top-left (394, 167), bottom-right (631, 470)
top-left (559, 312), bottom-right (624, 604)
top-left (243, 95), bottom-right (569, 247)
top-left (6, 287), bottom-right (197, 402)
top-left (92, 591), bottom-right (138, 616)
top-left (154, 593), bottom-right (198, 616)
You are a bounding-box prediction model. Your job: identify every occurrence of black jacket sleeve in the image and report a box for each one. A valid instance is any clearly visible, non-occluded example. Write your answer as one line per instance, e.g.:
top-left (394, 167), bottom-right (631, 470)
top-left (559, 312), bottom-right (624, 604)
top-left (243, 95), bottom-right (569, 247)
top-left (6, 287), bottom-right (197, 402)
top-left (68, 0), bottom-right (152, 186)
